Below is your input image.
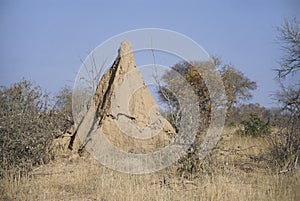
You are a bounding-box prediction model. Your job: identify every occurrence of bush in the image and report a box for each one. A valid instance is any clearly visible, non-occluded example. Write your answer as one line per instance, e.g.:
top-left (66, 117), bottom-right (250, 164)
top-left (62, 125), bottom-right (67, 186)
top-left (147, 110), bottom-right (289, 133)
top-left (267, 91), bottom-right (300, 170)
top-left (240, 113), bottom-right (270, 137)
top-left (0, 79), bottom-right (71, 176)
top-left (268, 115), bottom-right (300, 170)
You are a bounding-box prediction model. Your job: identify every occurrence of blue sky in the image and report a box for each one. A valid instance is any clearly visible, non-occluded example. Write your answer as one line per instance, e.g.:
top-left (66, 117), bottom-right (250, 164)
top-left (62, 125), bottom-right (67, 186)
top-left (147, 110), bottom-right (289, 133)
top-left (0, 0), bottom-right (299, 107)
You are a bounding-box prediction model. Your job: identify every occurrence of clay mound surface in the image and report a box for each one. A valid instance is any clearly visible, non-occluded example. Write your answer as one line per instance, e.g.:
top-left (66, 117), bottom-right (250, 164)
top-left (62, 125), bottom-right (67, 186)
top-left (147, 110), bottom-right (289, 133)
top-left (77, 40), bottom-right (176, 154)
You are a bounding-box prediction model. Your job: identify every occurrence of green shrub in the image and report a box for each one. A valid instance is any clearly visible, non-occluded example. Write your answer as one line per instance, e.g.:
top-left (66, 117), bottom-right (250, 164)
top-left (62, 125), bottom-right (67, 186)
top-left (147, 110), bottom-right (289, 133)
top-left (240, 113), bottom-right (270, 137)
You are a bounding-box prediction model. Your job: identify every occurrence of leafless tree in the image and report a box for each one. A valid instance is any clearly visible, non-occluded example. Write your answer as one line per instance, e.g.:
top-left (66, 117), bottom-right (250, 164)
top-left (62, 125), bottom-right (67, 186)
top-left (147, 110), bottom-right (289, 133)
top-left (276, 17), bottom-right (300, 78)
top-left (271, 17), bottom-right (300, 172)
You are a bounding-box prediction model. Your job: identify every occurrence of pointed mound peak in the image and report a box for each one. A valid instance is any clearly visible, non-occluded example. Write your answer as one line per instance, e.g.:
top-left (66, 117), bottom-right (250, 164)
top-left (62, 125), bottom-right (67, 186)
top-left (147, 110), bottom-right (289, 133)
top-left (118, 40), bottom-right (133, 57)
top-left (118, 40), bottom-right (136, 73)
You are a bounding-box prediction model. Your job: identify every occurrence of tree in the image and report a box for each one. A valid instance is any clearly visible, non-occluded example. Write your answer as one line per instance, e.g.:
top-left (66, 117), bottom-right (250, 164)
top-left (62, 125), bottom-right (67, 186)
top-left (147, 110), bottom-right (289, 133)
top-left (158, 58), bottom-right (257, 130)
top-left (276, 17), bottom-right (300, 78)
top-left (158, 61), bottom-right (212, 131)
top-left (219, 63), bottom-right (257, 112)
top-left (156, 59), bottom-right (257, 178)
top-left (270, 17), bottom-right (300, 171)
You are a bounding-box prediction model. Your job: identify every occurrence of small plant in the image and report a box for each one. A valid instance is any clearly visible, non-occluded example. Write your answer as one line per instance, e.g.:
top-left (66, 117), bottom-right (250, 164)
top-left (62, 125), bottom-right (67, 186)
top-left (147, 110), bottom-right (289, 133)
top-left (240, 113), bottom-right (270, 137)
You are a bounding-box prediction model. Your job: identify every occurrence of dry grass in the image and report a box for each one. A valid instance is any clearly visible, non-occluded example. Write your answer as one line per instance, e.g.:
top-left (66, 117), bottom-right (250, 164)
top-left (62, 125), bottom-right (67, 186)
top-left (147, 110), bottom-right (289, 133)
top-left (1, 128), bottom-right (299, 201)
